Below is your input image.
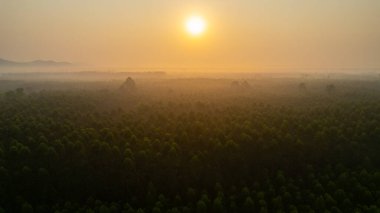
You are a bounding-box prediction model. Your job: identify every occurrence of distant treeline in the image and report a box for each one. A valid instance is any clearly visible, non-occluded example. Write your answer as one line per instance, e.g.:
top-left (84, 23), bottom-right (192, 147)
top-left (0, 71), bottom-right (166, 80)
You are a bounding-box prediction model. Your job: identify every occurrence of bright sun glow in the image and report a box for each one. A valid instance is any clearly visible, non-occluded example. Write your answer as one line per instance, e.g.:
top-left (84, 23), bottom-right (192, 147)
top-left (186, 16), bottom-right (206, 36)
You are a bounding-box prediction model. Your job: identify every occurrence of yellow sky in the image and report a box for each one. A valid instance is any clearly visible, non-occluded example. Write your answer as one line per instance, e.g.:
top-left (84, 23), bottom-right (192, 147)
top-left (1, 0), bottom-right (380, 70)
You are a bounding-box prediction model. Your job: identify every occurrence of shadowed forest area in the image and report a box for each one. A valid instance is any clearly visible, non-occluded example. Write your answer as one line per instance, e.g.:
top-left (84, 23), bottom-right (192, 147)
top-left (0, 74), bottom-right (380, 212)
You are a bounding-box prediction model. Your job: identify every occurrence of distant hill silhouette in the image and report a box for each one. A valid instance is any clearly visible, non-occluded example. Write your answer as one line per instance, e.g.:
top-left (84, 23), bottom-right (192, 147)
top-left (0, 58), bottom-right (71, 67)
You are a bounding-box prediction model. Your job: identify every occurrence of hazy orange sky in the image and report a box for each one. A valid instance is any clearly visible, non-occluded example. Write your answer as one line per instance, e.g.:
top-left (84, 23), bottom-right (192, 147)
top-left (1, 0), bottom-right (380, 70)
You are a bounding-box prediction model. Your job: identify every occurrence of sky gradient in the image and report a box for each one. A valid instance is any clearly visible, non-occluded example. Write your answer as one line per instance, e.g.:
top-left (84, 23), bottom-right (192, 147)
top-left (1, 0), bottom-right (380, 71)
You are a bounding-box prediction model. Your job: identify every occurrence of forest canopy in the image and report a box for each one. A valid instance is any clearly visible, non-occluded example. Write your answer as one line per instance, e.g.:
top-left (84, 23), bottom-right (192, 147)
top-left (0, 77), bottom-right (379, 212)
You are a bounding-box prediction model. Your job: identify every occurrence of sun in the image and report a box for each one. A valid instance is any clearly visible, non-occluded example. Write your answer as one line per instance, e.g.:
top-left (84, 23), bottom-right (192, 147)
top-left (185, 16), bottom-right (207, 37)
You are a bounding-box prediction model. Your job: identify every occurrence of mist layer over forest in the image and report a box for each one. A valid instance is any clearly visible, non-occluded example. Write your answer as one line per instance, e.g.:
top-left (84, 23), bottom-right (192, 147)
top-left (0, 71), bottom-right (379, 212)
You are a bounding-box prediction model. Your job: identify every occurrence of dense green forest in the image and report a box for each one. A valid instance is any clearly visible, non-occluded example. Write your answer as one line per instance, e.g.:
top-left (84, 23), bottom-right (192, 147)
top-left (0, 77), bottom-right (379, 212)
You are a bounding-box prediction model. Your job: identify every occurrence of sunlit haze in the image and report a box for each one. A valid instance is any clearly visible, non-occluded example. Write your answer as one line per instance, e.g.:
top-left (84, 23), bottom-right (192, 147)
top-left (1, 0), bottom-right (380, 71)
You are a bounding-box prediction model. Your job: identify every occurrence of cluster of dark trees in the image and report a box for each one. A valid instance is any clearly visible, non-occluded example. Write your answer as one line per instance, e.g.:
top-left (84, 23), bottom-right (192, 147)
top-left (0, 80), bottom-right (379, 212)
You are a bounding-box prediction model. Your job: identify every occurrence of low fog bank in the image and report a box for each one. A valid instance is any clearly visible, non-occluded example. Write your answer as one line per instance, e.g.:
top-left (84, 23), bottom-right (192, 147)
top-left (1, 70), bottom-right (380, 106)
top-left (0, 68), bottom-right (379, 81)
